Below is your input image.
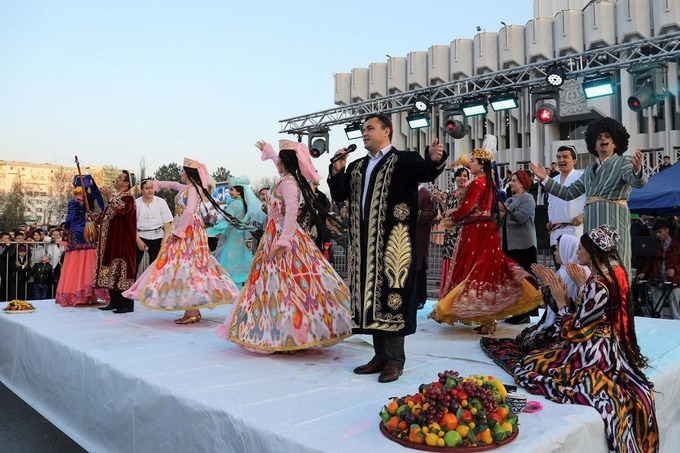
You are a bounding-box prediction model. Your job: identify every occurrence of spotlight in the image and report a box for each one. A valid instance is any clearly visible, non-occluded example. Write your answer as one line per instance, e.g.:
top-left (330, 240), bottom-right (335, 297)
top-left (344, 121), bottom-right (363, 140)
top-left (413, 95), bottom-right (430, 112)
top-left (442, 118), bottom-right (467, 139)
top-left (489, 93), bottom-right (519, 112)
top-left (461, 99), bottom-right (487, 117)
top-left (308, 129), bottom-right (329, 158)
top-left (545, 64), bottom-right (566, 87)
top-left (582, 74), bottom-right (614, 99)
top-left (535, 104), bottom-right (557, 124)
top-left (406, 112), bottom-right (430, 129)
top-left (627, 62), bottom-right (666, 112)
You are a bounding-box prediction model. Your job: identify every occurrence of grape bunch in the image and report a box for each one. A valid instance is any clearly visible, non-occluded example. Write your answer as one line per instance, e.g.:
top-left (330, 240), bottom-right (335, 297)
top-left (423, 385), bottom-right (454, 425)
top-left (461, 379), bottom-right (498, 412)
top-left (437, 370), bottom-right (459, 385)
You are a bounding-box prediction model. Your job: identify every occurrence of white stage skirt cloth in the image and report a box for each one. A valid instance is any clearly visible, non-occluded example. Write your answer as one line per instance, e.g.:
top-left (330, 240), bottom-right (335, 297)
top-left (1, 300), bottom-right (679, 453)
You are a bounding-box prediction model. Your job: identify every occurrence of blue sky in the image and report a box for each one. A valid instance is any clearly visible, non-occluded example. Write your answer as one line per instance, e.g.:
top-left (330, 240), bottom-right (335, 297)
top-left (0, 0), bottom-right (534, 183)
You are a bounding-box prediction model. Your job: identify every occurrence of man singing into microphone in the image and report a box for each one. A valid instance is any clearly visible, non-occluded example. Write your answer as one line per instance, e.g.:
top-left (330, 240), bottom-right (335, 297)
top-left (530, 117), bottom-right (647, 276)
top-left (328, 113), bottom-right (447, 383)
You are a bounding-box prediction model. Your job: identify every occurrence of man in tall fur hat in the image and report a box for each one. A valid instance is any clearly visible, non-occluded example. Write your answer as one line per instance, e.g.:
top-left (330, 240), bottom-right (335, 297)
top-left (94, 170), bottom-right (138, 313)
top-left (531, 117), bottom-right (647, 276)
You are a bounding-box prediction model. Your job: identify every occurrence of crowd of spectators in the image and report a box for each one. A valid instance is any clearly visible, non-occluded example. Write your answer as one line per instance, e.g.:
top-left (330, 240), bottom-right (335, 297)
top-left (0, 223), bottom-right (66, 301)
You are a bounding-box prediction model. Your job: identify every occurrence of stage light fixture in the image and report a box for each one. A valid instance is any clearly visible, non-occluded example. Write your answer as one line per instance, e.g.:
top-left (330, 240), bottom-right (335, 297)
top-left (489, 93), bottom-right (519, 112)
top-left (535, 104), bottom-right (557, 124)
top-left (413, 96), bottom-right (430, 112)
top-left (308, 129), bottom-right (330, 158)
top-left (344, 121), bottom-right (363, 140)
top-left (461, 99), bottom-right (487, 117)
top-left (442, 118), bottom-right (467, 139)
top-left (582, 74), bottom-right (614, 99)
top-left (406, 112), bottom-right (430, 129)
top-left (627, 62), bottom-right (666, 112)
top-left (545, 63), bottom-right (566, 87)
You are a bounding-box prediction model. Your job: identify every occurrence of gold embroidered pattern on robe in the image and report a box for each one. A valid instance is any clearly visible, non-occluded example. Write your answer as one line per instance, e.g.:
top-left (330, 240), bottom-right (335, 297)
top-left (384, 223), bottom-right (412, 289)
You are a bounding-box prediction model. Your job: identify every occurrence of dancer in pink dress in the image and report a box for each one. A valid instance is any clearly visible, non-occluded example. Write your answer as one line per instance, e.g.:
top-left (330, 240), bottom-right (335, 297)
top-left (218, 139), bottom-right (352, 353)
top-left (123, 158), bottom-right (240, 324)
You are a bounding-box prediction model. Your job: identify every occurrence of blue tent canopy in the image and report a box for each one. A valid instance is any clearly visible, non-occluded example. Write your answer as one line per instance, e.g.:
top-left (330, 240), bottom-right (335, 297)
top-left (629, 162), bottom-right (680, 216)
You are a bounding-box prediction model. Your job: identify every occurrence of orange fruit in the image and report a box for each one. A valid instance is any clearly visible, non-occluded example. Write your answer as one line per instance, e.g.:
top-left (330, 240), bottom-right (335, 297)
top-left (497, 407), bottom-right (509, 420)
top-left (386, 416), bottom-right (400, 433)
top-left (387, 401), bottom-right (398, 415)
top-left (439, 413), bottom-right (458, 431)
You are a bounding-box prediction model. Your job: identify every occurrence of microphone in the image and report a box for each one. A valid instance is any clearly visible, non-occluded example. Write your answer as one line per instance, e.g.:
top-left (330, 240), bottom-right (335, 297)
top-left (330, 144), bottom-right (357, 164)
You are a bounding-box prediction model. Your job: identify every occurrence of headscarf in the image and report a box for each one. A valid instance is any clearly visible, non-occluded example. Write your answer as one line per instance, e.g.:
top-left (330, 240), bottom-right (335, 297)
top-left (183, 157), bottom-right (210, 189)
top-left (555, 234), bottom-right (591, 301)
top-left (279, 139), bottom-right (321, 184)
top-left (228, 175), bottom-right (267, 225)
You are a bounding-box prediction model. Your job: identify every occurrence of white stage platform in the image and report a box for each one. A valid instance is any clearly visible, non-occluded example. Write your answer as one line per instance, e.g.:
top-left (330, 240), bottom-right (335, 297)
top-left (1, 300), bottom-right (679, 453)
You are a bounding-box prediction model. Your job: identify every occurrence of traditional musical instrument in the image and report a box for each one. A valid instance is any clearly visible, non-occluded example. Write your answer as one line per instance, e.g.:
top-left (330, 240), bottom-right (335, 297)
top-left (75, 156), bottom-right (99, 245)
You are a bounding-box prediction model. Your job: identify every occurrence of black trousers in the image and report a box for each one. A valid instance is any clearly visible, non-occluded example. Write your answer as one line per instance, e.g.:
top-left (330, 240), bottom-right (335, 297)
top-left (372, 334), bottom-right (405, 369)
top-left (109, 290), bottom-right (134, 311)
top-left (136, 237), bottom-right (163, 268)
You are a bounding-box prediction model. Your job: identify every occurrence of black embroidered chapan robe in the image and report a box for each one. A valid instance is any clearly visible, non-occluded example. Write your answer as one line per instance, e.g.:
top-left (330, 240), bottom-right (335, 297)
top-left (328, 147), bottom-right (446, 336)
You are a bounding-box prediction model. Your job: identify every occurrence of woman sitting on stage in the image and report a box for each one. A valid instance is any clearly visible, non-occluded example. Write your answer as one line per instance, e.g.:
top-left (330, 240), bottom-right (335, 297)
top-left (123, 158), bottom-right (240, 324)
top-left (480, 234), bottom-right (591, 374)
top-left (218, 139), bottom-right (352, 353)
top-left (430, 147), bottom-right (542, 334)
top-left (514, 225), bottom-right (658, 453)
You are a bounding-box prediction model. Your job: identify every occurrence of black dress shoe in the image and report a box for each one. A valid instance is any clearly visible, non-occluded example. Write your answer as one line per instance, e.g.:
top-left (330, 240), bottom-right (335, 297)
top-left (98, 304), bottom-right (117, 311)
top-left (112, 307), bottom-right (134, 314)
top-left (353, 358), bottom-right (385, 375)
top-left (378, 366), bottom-right (403, 383)
top-left (417, 302), bottom-right (425, 310)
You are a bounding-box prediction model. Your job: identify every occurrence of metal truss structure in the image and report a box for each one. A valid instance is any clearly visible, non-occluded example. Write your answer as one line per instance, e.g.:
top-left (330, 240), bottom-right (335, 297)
top-left (279, 31), bottom-right (680, 134)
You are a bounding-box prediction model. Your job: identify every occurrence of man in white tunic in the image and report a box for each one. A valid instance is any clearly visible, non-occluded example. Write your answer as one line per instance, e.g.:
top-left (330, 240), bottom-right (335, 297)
top-left (546, 145), bottom-right (586, 263)
top-left (135, 178), bottom-right (173, 267)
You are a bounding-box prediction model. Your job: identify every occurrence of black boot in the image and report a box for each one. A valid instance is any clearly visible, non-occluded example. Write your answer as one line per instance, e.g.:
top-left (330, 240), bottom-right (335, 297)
top-left (98, 302), bottom-right (117, 311)
top-left (113, 298), bottom-right (134, 314)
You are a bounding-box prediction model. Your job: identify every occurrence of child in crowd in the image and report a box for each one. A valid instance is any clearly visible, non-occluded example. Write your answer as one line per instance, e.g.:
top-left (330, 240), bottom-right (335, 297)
top-left (32, 254), bottom-right (53, 300)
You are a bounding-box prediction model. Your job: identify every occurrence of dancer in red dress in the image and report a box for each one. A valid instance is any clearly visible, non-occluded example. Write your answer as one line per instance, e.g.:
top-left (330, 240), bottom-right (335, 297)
top-left (430, 148), bottom-right (542, 333)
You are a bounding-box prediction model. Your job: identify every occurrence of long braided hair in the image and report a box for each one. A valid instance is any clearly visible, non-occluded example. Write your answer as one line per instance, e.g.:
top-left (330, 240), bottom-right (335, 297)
top-left (278, 150), bottom-right (336, 240)
top-left (183, 167), bottom-right (251, 230)
top-left (580, 234), bottom-right (652, 386)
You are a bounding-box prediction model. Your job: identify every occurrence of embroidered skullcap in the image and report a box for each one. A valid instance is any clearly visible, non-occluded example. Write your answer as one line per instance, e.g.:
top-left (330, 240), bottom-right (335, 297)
top-left (587, 224), bottom-right (619, 252)
top-left (228, 175), bottom-right (251, 187)
top-left (183, 157), bottom-right (209, 189)
top-left (278, 139), bottom-right (321, 184)
top-left (514, 169), bottom-right (532, 190)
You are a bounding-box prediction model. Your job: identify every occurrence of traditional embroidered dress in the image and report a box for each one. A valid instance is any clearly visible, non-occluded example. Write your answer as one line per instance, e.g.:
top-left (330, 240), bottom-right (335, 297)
top-left (328, 147), bottom-right (446, 336)
top-left (207, 197), bottom-right (253, 286)
top-left (56, 197), bottom-right (110, 306)
top-left (221, 172), bottom-right (352, 353)
top-left (93, 190), bottom-right (137, 292)
top-left (123, 182), bottom-right (239, 309)
top-left (514, 265), bottom-right (659, 453)
top-left (542, 154), bottom-right (646, 276)
top-left (431, 175), bottom-right (542, 326)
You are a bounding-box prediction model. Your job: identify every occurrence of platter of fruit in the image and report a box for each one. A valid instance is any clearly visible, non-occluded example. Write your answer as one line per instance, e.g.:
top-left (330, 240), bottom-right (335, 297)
top-left (379, 371), bottom-right (518, 451)
top-left (3, 300), bottom-right (36, 313)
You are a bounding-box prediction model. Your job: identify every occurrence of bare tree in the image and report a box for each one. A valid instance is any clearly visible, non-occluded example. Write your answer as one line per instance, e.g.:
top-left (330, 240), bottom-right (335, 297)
top-left (0, 179), bottom-right (27, 230)
top-left (251, 175), bottom-right (279, 194)
top-left (46, 166), bottom-right (73, 225)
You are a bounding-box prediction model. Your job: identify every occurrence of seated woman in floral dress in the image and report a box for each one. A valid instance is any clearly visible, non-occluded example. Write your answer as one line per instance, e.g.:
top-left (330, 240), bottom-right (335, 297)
top-left (514, 225), bottom-right (658, 453)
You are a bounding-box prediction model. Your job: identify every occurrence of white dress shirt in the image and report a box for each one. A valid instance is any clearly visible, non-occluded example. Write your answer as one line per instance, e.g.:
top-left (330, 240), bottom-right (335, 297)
top-left (361, 145), bottom-right (392, 213)
top-left (547, 169), bottom-right (586, 246)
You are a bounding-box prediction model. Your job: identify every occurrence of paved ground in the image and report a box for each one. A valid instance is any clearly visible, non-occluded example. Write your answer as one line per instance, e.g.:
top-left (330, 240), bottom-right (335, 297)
top-left (0, 382), bottom-right (86, 453)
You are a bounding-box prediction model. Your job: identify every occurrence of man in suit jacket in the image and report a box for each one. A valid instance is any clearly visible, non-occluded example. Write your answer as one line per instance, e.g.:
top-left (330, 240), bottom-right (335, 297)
top-left (637, 219), bottom-right (680, 319)
top-left (328, 113), bottom-right (446, 383)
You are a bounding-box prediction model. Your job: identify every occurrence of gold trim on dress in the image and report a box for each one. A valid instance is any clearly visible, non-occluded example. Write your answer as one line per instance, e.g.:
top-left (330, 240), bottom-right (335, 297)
top-left (392, 203), bottom-right (410, 221)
